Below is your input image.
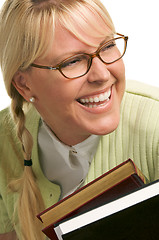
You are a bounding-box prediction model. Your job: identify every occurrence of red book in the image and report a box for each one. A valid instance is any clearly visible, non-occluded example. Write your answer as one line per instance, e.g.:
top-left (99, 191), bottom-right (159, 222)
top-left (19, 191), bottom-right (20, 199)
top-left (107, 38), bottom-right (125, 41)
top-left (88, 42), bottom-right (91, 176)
top-left (37, 159), bottom-right (146, 239)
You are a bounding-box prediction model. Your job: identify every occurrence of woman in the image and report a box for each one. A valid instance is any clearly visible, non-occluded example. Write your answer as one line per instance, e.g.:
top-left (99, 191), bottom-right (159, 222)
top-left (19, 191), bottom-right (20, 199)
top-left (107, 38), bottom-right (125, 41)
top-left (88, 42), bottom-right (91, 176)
top-left (0, 0), bottom-right (158, 239)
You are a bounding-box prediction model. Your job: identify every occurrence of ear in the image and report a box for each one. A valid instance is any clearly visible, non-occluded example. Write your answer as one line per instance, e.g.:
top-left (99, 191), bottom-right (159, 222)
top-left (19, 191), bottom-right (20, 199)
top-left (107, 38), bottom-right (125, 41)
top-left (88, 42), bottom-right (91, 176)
top-left (12, 71), bottom-right (31, 102)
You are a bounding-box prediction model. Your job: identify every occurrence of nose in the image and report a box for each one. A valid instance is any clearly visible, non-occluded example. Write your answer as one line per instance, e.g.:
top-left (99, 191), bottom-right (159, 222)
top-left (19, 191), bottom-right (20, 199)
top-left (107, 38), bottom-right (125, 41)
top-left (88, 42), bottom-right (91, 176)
top-left (87, 57), bottom-right (110, 83)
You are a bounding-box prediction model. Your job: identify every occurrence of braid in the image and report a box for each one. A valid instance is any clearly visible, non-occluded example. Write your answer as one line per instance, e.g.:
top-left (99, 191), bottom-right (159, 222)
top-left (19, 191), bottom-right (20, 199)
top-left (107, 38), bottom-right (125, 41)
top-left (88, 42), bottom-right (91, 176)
top-left (11, 89), bottom-right (33, 159)
top-left (10, 90), bottom-right (45, 240)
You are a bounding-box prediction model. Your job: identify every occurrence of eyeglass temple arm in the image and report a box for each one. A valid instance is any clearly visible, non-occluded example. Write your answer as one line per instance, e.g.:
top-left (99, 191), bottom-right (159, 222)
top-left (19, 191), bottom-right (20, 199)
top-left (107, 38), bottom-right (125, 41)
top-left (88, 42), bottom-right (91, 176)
top-left (31, 63), bottom-right (57, 70)
top-left (116, 33), bottom-right (128, 41)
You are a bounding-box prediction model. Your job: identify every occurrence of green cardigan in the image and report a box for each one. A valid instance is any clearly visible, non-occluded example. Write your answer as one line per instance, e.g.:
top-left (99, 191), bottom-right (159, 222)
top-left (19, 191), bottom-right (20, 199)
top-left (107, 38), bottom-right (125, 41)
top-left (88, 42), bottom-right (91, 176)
top-left (0, 80), bottom-right (159, 237)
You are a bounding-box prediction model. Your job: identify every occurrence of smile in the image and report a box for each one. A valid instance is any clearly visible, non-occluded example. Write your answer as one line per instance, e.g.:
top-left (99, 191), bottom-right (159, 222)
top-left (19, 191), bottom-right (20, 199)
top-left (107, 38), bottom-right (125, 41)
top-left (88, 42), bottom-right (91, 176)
top-left (77, 88), bottom-right (111, 108)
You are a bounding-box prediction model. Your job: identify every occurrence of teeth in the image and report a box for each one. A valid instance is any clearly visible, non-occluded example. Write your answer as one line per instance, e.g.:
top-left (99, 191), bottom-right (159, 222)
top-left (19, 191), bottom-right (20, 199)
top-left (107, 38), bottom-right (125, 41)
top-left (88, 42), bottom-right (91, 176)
top-left (79, 89), bottom-right (111, 104)
top-left (85, 101), bottom-right (109, 108)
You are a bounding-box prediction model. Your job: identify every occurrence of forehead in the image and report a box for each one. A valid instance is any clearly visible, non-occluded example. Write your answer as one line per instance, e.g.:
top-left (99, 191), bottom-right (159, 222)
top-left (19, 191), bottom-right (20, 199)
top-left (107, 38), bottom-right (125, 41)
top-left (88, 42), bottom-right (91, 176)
top-left (38, 6), bottom-right (114, 62)
top-left (54, 22), bottom-right (107, 49)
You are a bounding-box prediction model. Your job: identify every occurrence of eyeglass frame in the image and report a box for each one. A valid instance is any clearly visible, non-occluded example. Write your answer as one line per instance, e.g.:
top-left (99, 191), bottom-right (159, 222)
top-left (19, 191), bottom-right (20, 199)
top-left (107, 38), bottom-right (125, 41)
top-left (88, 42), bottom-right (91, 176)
top-left (30, 33), bottom-right (128, 79)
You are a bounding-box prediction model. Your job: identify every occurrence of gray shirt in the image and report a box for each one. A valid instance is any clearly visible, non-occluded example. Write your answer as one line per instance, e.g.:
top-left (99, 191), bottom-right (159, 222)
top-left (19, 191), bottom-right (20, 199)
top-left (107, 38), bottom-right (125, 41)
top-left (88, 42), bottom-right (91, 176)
top-left (38, 120), bottom-right (100, 199)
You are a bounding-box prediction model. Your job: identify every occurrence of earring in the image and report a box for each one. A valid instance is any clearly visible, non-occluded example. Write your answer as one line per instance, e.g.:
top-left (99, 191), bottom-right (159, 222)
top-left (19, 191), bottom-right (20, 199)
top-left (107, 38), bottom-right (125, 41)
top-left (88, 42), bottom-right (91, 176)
top-left (29, 97), bottom-right (35, 103)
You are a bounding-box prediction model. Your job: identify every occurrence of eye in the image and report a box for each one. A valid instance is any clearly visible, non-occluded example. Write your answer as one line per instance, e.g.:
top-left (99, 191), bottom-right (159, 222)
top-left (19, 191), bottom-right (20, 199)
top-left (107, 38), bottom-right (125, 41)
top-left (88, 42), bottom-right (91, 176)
top-left (61, 55), bottom-right (84, 69)
top-left (101, 41), bottom-right (116, 52)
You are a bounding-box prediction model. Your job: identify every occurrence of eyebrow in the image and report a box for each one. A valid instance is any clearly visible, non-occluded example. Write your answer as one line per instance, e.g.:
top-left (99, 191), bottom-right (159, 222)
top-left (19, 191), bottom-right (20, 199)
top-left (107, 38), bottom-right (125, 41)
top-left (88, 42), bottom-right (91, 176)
top-left (52, 50), bottom-right (85, 65)
top-left (99, 34), bottom-right (114, 46)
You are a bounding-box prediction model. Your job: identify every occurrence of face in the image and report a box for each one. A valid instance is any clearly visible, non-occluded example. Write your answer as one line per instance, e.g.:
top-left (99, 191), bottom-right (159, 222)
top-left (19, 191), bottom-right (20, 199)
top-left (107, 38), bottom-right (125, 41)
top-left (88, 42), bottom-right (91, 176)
top-left (16, 22), bottom-right (126, 146)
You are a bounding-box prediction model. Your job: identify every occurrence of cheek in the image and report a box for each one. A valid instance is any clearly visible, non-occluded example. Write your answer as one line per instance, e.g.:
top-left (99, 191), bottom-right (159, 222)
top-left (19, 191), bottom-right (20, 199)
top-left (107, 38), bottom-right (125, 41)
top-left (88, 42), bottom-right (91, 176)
top-left (109, 60), bottom-right (126, 101)
top-left (110, 60), bottom-right (125, 80)
top-left (28, 71), bottom-right (61, 99)
top-left (30, 72), bottom-right (78, 107)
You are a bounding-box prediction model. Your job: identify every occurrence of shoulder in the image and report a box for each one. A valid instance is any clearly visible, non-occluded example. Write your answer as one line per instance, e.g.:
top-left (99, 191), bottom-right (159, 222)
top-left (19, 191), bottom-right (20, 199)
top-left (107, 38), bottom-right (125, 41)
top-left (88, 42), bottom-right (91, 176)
top-left (0, 107), bottom-right (11, 123)
top-left (0, 106), bottom-right (40, 162)
top-left (0, 105), bottom-right (40, 135)
top-left (0, 107), bottom-right (14, 137)
top-left (121, 80), bottom-right (159, 146)
top-left (125, 80), bottom-right (159, 102)
top-left (122, 80), bottom-right (159, 120)
top-left (122, 80), bottom-right (159, 117)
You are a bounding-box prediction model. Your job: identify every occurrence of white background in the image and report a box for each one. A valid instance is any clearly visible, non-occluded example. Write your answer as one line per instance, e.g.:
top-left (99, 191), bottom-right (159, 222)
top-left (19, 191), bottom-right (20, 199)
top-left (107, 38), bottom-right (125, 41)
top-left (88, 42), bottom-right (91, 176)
top-left (0, 0), bottom-right (159, 111)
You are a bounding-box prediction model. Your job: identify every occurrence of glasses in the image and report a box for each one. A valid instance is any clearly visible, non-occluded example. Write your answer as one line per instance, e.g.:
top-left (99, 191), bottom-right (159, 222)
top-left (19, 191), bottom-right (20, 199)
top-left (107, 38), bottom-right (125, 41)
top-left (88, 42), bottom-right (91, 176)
top-left (31, 33), bottom-right (128, 79)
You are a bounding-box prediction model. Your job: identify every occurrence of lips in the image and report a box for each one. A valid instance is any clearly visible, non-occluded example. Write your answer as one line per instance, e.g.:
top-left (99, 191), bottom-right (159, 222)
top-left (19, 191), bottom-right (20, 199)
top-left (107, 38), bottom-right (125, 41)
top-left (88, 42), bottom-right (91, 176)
top-left (77, 88), bottom-right (111, 108)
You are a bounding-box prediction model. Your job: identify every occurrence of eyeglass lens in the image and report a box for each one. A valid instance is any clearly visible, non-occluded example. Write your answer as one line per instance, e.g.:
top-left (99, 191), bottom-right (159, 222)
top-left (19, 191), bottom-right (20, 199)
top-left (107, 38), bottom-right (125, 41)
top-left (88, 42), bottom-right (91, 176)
top-left (61, 37), bottom-right (126, 79)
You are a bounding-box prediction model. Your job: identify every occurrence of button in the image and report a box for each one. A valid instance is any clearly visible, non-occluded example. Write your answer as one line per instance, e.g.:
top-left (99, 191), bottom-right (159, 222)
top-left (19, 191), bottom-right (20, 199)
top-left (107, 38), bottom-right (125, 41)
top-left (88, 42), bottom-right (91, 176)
top-left (70, 148), bottom-right (77, 154)
top-left (72, 150), bottom-right (77, 154)
top-left (50, 193), bottom-right (53, 197)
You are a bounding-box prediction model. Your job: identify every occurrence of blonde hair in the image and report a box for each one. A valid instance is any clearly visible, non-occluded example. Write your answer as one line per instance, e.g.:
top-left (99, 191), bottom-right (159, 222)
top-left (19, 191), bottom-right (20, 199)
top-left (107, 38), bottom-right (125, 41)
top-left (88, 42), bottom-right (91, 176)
top-left (0, 0), bottom-right (115, 239)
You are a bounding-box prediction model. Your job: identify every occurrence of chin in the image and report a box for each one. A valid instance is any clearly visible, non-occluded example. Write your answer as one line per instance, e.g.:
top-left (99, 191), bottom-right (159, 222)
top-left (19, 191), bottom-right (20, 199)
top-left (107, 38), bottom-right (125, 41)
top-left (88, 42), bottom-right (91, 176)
top-left (89, 114), bottom-right (120, 136)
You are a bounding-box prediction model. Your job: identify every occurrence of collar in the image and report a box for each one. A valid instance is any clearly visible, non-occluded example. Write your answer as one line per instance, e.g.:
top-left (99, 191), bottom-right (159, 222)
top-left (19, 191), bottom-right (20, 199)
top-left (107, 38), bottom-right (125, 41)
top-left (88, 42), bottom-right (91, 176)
top-left (38, 120), bottom-right (100, 198)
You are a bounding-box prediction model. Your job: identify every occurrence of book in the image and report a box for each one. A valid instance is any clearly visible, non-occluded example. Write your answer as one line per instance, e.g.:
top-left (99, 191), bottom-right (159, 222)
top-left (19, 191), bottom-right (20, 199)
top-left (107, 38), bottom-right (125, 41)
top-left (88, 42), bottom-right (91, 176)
top-left (55, 180), bottom-right (159, 240)
top-left (37, 159), bottom-right (146, 239)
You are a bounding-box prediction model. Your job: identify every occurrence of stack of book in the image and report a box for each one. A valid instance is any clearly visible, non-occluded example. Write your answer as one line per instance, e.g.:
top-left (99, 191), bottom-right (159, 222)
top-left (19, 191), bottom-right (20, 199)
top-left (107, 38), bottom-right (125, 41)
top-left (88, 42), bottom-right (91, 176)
top-left (37, 159), bottom-right (158, 240)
